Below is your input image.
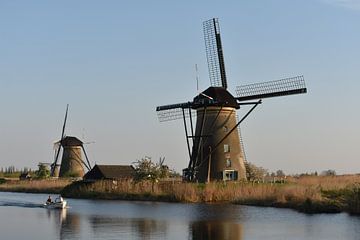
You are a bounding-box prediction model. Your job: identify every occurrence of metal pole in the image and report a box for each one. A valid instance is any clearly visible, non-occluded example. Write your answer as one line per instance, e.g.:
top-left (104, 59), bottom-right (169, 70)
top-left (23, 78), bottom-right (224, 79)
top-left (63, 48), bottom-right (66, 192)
top-left (182, 108), bottom-right (192, 162)
top-left (81, 145), bottom-right (92, 170)
top-left (212, 100), bottom-right (261, 154)
top-left (189, 107), bottom-right (195, 144)
top-left (200, 100), bottom-right (261, 166)
top-left (193, 107), bottom-right (207, 170)
top-left (207, 146), bottom-right (212, 183)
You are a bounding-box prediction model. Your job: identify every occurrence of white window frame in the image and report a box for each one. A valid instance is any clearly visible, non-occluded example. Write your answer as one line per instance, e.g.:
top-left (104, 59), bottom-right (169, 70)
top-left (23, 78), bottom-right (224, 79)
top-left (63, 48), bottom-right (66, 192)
top-left (224, 144), bottom-right (230, 153)
top-left (224, 170), bottom-right (235, 181)
top-left (226, 158), bottom-right (231, 168)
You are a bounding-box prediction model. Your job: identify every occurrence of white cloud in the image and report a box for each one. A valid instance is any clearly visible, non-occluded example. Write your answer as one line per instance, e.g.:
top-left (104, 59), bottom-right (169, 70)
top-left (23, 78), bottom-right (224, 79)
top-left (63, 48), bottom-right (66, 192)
top-left (322, 0), bottom-right (360, 10)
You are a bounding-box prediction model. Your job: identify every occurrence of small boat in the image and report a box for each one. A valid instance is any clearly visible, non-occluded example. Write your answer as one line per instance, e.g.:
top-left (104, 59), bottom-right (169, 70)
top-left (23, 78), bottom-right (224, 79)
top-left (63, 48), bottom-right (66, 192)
top-left (44, 197), bottom-right (67, 209)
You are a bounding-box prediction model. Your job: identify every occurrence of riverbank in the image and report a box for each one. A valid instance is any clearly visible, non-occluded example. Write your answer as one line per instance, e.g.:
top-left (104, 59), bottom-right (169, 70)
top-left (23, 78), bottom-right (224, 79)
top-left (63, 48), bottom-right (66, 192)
top-left (1, 175), bottom-right (360, 214)
top-left (0, 179), bottom-right (71, 194)
top-left (61, 175), bottom-right (360, 214)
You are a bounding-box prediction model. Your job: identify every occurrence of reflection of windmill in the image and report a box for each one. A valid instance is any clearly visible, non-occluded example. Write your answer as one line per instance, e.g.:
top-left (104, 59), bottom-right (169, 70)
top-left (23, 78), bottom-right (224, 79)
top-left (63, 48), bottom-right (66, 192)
top-left (156, 18), bottom-right (307, 183)
top-left (50, 104), bottom-right (92, 178)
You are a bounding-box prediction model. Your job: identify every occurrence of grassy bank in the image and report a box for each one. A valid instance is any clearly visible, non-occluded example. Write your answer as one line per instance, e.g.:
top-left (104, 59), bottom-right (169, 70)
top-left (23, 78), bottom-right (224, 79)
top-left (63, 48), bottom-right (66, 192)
top-left (0, 179), bottom-right (71, 194)
top-left (61, 175), bottom-right (360, 214)
top-left (1, 175), bottom-right (360, 215)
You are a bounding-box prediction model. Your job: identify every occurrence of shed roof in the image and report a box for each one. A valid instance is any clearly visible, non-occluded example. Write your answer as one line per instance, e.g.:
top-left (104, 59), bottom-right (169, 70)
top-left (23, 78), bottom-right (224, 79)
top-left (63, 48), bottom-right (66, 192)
top-left (84, 164), bottom-right (135, 180)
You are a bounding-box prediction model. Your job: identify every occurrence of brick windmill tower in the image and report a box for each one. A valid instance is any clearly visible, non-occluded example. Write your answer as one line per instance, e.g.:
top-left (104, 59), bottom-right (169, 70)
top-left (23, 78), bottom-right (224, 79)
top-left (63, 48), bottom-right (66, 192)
top-left (156, 18), bottom-right (307, 182)
top-left (50, 105), bottom-right (92, 178)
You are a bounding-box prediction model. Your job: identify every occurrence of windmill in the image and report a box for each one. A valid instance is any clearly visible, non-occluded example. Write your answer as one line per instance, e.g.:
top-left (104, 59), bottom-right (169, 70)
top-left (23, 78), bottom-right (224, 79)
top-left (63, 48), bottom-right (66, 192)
top-left (50, 104), bottom-right (92, 178)
top-left (156, 18), bottom-right (307, 183)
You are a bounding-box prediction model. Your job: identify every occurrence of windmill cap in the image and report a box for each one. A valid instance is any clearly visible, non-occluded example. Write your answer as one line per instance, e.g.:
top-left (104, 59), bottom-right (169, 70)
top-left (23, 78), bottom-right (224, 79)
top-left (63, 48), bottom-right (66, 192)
top-left (61, 136), bottom-right (83, 146)
top-left (193, 87), bottom-right (239, 109)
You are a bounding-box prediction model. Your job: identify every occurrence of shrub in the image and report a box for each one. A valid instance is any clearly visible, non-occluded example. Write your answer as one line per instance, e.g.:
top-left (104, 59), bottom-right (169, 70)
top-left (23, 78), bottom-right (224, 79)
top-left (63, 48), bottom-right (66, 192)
top-left (35, 165), bottom-right (50, 179)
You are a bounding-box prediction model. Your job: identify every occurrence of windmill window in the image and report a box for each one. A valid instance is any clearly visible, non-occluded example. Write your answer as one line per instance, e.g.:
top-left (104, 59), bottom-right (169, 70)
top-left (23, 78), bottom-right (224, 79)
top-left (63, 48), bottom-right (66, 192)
top-left (224, 144), bottom-right (230, 153)
top-left (226, 158), bottom-right (231, 167)
top-left (223, 170), bottom-right (237, 181)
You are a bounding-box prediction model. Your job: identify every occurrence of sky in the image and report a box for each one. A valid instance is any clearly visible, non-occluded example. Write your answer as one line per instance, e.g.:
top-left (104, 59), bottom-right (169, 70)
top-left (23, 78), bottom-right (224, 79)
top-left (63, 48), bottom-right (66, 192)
top-left (0, 0), bottom-right (359, 175)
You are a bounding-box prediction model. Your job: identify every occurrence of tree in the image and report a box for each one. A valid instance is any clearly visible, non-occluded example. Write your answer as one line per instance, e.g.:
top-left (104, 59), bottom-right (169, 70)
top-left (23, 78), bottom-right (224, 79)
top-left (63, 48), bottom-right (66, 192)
top-left (35, 164), bottom-right (50, 179)
top-left (133, 156), bottom-right (159, 181)
top-left (245, 162), bottom-right (268, 181)
top-left (321, 169), bottom-right (336, 176)
top-left (276, 169), bottom-right (285, 177)
top-left (133, 156), bottom-right (173, 181)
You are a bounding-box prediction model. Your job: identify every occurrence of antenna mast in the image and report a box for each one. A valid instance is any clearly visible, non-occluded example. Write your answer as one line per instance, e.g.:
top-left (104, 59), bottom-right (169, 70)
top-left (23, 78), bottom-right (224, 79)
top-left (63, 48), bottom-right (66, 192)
top-left (195, 64), bottom-right (199, 92)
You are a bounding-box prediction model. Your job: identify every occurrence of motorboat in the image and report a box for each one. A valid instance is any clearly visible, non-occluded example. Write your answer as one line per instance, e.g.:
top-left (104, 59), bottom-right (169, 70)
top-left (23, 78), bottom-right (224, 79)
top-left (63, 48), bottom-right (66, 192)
top-left (44, 200), bottom-right (67, 209)
top-left (44, 197), bottom-right (67, 209)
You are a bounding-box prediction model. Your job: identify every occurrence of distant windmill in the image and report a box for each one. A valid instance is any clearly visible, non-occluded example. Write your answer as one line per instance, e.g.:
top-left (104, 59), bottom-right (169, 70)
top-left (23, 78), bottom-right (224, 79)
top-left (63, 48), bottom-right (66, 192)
top-left (156, 18), bottom-right (307, 183)
top-left (50, 105), bottom-right (92, 178)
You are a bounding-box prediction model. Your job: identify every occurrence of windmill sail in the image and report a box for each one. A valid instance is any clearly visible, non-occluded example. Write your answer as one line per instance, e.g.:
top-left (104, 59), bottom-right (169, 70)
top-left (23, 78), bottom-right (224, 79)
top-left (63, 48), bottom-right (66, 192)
top-left (203, 18), bottom-right (228, 89)
top-left (157, 108), bottom-right (194, 122)
top-left (156, 102), bottom-right (196, 122)
top-left (51, 104), bottom-right (69, 176)
top-left (236, 75), bottom-right (307, 101)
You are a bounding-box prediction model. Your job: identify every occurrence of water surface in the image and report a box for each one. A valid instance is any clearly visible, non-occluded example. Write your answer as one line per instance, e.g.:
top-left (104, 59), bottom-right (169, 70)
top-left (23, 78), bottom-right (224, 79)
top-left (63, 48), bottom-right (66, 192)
top-left (0, 192), bottom-right (359, 239)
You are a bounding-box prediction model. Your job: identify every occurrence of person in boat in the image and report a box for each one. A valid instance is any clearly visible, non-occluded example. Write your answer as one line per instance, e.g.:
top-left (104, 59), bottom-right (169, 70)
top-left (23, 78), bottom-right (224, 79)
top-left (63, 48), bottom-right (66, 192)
top-left (46, 195), bottom-right (52, 204)
top-left (55, 195), bottom-right (64, 203)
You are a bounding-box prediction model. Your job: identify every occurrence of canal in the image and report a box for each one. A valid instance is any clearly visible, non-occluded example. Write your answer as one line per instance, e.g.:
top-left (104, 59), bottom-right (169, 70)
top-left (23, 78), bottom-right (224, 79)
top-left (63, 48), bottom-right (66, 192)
top-left (0, 192), bottom-right (359, 239)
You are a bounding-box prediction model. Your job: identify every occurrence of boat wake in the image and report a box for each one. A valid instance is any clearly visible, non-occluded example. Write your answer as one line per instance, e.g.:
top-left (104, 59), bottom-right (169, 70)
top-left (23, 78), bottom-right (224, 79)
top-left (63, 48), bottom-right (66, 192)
top-left (0, 200), bottom-right (45, 208)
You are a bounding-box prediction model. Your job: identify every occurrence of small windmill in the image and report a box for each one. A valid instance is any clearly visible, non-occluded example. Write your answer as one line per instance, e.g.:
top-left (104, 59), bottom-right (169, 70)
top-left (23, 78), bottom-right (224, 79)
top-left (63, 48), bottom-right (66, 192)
top-left (50, 104), bottom-right (92, 178)
top-left (156, 18), bottom-right (307, 182)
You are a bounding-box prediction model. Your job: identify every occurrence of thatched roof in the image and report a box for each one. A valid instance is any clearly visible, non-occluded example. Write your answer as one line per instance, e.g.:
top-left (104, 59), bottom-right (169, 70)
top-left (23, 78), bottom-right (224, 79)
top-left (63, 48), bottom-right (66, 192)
top-left (84, 164), bottom-right (135, 180)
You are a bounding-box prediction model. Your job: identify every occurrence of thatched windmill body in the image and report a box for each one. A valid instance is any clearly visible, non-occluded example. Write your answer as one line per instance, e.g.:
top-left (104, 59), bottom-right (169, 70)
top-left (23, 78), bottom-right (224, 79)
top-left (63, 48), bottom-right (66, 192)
top-left (51, 105), bottom-right (92, 178)
top-left (156, 18), bottom-right (307, 183)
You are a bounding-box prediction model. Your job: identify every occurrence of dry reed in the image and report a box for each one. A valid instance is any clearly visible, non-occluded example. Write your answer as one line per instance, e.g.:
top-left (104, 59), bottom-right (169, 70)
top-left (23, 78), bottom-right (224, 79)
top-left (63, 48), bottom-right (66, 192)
top-left (0, 179), bottom-right (71, 193)
top-left (60, 175), bottom-right (360, 214)
top-left (1, 175), bottom-right (360, 214)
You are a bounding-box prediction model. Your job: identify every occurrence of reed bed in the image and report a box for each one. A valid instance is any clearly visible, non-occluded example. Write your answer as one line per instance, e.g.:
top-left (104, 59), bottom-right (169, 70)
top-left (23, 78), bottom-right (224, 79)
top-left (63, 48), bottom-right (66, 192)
top-left (61, 175), bottom-right (360, 214)
top-left (1, 175), bottom-right (360, 214)
top-left (57, 175), bottom-right (360, 213)
top-left (287, 175), bottom-right (360, 189)
top-left (0, 179), bottom-right (71, 193)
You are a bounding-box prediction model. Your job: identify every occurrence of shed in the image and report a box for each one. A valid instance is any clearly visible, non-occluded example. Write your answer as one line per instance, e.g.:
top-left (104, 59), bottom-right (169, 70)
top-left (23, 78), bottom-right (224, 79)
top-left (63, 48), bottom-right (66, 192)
top-left (83, 164), bottom-right (135, 180)
top-left (19, 172), bottom-right (31, 180)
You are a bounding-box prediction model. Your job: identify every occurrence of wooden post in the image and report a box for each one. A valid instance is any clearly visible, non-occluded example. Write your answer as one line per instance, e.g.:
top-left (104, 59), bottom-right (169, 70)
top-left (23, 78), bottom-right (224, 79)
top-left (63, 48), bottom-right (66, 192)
top-left (207, 146), bottom-right (212, 183)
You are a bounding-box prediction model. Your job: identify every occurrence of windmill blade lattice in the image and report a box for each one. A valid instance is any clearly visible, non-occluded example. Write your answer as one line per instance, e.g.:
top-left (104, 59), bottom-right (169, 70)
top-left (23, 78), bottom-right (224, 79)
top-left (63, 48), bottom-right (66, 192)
top-left (236, 115), bottom-right (248, 163)
top-left (203, 18), bottom-right (228, 89)
top-left (236, 75), bottom-right (307, 101)
top-left (51, 104), bottom-right (69, 176)
top-left (156, 106), bottom-right (196, 122)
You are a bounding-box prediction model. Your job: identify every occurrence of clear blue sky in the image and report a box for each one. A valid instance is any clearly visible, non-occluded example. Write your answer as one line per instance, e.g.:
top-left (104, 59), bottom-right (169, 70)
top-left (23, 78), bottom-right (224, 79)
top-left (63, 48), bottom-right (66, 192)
top-left (1, 0), bottom-right (359, 174)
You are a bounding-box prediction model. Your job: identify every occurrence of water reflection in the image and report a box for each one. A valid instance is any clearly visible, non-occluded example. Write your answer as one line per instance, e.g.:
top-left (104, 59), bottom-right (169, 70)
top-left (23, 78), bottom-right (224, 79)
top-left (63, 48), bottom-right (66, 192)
top-left (60, 212), bottom-right (81, 240)
top-left (46, 208), bottom-right (81, 240)
top-left (46, 208), bottom-right (241, 239)
top-left (89, 216), bottom-right (167, 239)
top-left (87, 215), bottom-right (240, 240)
top-left (46, 208), bottom-right (67, 223)
top-left (191, 203), bottom-right (244, 221)
top-left (1, 192), bottom-right (360, 240)
top-left (191, 220), bottom-right (242, 240)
